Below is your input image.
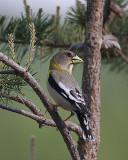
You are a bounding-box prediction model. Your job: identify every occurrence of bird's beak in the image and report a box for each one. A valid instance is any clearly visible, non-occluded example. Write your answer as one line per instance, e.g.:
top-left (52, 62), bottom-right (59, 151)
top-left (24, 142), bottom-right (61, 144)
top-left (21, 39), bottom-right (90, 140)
top-left (72, 55), bottom-right (83, 64)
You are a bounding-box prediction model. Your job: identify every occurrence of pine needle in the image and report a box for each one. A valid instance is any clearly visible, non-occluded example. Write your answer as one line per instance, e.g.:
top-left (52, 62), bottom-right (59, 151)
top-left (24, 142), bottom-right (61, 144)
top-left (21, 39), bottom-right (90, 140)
top-left (23, 0), bottom-right (31, 23)
top-left (26, 23), bottom-right (36, 69)
top-left (8, 34), bottom-right (16, 62)
top-left (0, 61), bottom-right (2, 69)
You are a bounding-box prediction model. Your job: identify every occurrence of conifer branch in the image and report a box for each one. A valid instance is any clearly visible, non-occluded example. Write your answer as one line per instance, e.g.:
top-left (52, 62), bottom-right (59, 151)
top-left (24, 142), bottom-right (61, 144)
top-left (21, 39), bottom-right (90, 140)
top-left (0, 52), bottom-right (81, 160)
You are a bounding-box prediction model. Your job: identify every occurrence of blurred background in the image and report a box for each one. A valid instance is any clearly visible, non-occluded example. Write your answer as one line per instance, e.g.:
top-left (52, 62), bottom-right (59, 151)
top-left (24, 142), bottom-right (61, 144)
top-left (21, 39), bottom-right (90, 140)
top-left (0, 0), bottom-right (128, 160)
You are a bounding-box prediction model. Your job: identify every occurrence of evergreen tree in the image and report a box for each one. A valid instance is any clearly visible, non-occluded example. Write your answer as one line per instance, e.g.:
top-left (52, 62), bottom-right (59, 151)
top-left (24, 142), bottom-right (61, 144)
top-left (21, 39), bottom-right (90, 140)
top-left (0, 0), bottom-right (128, 160)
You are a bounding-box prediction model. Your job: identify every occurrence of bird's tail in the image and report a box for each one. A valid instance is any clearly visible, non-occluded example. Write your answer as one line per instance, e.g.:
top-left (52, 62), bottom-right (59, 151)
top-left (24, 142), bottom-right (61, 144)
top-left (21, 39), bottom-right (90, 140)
top-left (74, 110), bottom-right (94, 140)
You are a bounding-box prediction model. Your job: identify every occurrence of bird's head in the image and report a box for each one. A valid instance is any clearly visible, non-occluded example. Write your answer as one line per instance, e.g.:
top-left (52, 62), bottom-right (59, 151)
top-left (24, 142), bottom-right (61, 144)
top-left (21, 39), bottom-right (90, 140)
top-left (50, 50), bottom-right (83, 73)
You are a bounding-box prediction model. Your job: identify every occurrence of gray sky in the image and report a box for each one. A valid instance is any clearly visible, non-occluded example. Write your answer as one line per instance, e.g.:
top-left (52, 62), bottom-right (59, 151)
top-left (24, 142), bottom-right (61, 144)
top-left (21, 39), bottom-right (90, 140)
top-left (0, 0), bottom-right (85, 18)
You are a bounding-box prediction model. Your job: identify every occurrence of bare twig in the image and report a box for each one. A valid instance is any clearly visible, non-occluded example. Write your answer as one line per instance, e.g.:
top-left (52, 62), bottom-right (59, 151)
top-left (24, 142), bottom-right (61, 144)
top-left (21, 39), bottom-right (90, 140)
top-left (0, 102), bottom-right (53, 127)
top-left (117, 51), bottom-right (128, 64)
top-left (0, 101), bottom-right (81, 136)
top-left (0, 52), bottom-right (80, 160)
top-left (103, 0), bottom-right (111, 24)
top-left (110, 0), bottom-right (122, 18)
top-left (0, 103), bottom-right (45, 123)
top-left (112, 32), bottom-right (128, 37)
top-left (0, 38), bottom-right (70, 48)
top-left (0, 69), bottom-right (16, 74)
top-left (30, 136), bottom-right (36, 160)
top-left (0, 93), bottom-right (43, 116)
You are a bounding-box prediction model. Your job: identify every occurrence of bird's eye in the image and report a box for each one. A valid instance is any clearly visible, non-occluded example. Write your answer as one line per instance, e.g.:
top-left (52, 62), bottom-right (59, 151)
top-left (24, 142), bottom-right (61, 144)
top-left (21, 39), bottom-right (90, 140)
top-left (67, 52), bottom-right (72, 57)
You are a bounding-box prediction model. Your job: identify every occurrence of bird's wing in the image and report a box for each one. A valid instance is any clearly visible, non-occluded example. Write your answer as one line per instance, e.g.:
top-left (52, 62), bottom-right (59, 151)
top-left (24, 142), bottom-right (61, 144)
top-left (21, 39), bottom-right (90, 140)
top-left (48, 71), bottom-right (91, 116)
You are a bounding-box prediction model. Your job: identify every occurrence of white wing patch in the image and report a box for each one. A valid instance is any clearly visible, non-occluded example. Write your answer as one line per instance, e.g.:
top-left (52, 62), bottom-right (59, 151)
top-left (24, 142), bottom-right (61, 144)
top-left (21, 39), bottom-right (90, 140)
top-left (61, 92), bottom-right (67, 98)
top-left (58, 82), bottom-right (84, 106)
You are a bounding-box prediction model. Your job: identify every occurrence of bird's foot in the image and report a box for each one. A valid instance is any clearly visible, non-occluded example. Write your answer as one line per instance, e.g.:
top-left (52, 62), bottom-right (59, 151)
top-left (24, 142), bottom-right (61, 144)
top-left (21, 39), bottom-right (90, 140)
top-left (64, 112), bottom-right (74, 126)
top-left (53, 104), bottom-right (60, 112)
top-left (45, 104), bottom-right (60, 113)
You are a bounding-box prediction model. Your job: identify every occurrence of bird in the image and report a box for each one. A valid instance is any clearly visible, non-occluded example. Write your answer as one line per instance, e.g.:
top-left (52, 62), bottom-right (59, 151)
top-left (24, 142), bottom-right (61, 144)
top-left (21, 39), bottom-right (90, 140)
top-left (47, 50), bottom-right (94, 140)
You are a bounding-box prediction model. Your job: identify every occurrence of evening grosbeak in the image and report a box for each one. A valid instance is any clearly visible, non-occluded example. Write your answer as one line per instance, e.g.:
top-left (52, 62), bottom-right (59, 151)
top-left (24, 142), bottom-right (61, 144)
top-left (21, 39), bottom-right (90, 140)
top-left (47, 50), bottom-right (94, 140)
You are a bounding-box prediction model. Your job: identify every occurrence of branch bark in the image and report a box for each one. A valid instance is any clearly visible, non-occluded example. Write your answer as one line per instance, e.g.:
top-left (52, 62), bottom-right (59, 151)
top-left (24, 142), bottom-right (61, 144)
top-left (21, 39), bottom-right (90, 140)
top-left (0, 93), bottom-right (43, 116)
top-left (118, 51), bottom-right (128, 64)
top-left (0, 52), bottom-right (80, 160)
top-left (0, 69), bottom-right (16, 74)
top-left (0, 103), bottom-right (45, 123)
top-left (80, 0), bottom-right (105, 160)
top-left (0, 102), bottom-right (81, 136)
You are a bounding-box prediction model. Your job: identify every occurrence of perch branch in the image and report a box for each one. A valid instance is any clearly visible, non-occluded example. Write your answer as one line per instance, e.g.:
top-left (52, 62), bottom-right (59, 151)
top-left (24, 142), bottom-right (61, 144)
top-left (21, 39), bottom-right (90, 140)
top-left (0, 52), bottom-right (80, 160)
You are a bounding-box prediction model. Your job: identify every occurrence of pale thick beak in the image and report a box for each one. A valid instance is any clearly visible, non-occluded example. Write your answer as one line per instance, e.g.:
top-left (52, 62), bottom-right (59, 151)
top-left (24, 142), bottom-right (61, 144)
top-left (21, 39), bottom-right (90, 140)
top-left (72, 55), bottom-right (83, 64)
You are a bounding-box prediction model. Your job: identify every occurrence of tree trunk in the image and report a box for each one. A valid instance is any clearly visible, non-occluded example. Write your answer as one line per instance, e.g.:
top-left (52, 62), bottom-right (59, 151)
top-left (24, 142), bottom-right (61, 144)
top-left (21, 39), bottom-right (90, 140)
top-left (78, 0), bottom-right (105, 159)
